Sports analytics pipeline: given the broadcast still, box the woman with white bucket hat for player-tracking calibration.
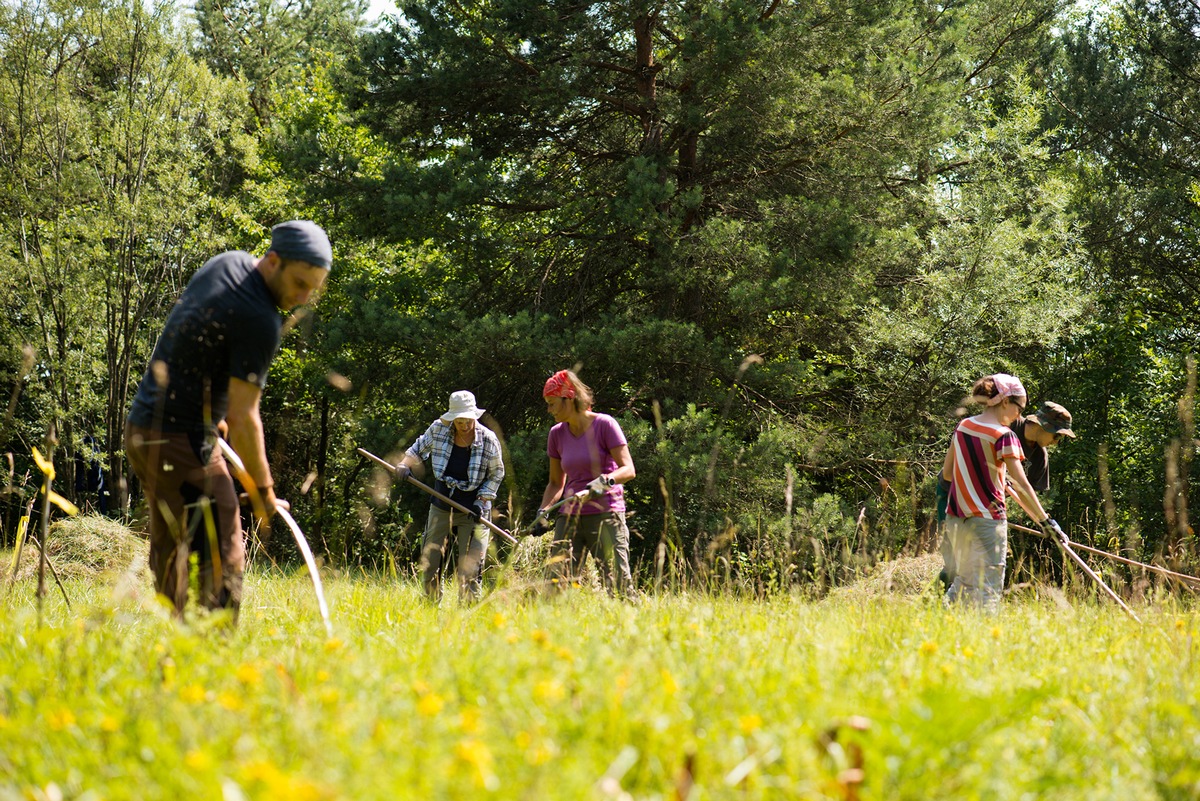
[394,390,505,603]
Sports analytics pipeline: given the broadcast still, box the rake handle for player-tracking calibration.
[1004,487,1141,622]
[356,447,517,545]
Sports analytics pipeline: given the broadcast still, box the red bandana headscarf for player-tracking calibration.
[543,370,577,399]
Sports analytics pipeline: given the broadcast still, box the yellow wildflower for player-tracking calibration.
[459,706,483,734]
[236,662,263,687]
[738,714,763,735]
[217,692,242,711]
[47,490,78,515]
[661,668,679,696]
[31,446,55,479]
[919,640,939,656]
[455,738,498,789]
[180,684,206,704]
[417,693,445,716]
[533,679,566,705]
[241,760,331,799]
[324,638,344,653]
[46,708,76,731]
[184,750,212,771]
[492,612,508,629]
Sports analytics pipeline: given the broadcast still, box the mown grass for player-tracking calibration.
[1,561,1198,801]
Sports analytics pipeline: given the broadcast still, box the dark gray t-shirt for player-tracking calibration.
[1010,417,1049,492]
[128,251,282,433]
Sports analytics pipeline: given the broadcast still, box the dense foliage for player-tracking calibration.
[1,0,1198,586]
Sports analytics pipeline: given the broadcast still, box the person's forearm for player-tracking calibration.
[605,464,635,484]
[539,483,564,509]
[479,452,505,499]
[227,412,273,491]
[1010,473,1048,522]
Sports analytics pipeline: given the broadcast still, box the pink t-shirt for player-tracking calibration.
[547,413,627,515]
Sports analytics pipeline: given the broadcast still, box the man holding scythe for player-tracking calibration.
[125,221,332,620]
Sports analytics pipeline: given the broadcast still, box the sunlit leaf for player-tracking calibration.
[31,447,55,480]
[47,492,79,516]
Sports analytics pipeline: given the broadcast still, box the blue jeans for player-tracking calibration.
[944,515,1007,614]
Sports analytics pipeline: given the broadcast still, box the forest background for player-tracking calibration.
[2,0,1198,591]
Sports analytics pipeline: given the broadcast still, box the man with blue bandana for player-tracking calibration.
[125,220,332,620]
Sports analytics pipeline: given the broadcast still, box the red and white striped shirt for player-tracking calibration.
[945,416,1024,520]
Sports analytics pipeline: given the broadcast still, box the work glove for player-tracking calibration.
[393,463,412,482]
[470,501,491,523]
[1040,518,1067,543]
[529,509,553,537]
[587,474,615,497]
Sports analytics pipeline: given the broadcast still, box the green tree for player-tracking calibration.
[1041,0,1200,557]
[0,0,251,511]
[193,0,367,127]
[336,0,1086,576]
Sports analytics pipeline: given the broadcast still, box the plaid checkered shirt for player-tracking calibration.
[406,420,504,501]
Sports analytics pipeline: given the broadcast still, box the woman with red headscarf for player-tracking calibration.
[533,369,638,599]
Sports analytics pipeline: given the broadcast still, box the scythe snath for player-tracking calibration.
[218,438,333,637]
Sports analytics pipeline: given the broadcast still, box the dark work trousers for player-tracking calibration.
[420,505,488,603]
[549,511,637,600]
[125,422,244,618]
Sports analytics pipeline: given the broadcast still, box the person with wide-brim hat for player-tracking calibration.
[1003,400,1076,584]
[1011,401,1075,493]
[393,390,505,603]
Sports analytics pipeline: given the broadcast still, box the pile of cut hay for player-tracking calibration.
[831,552,942,601]
[7,514,148,582]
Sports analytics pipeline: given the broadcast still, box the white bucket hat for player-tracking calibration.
[440,390,485,423]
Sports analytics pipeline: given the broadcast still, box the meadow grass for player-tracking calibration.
[1,563,1198,801]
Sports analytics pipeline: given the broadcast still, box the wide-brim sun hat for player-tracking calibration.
[441,390,485,423]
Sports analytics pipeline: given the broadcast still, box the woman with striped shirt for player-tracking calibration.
[941,374,1053,612]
